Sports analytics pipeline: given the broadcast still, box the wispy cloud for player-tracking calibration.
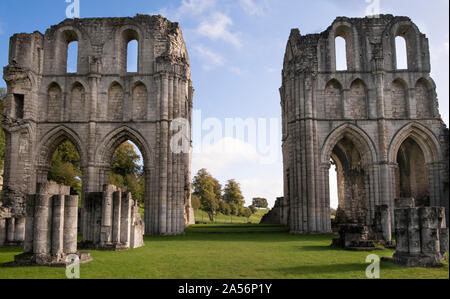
[239,0,265,16]
[193,44,224,70]
[197,12,242,48]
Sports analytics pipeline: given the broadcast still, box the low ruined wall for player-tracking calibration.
[82,185,144,250]
[18,181,79,265]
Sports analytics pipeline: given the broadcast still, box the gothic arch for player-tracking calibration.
[36,125,87,169]
[388,122,440,164]
[321,123,378,167]
[96,126,154,169]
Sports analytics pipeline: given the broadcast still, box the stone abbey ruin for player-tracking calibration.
[0,14,449,267]
[279,15,449,264]
[0,15,194,264]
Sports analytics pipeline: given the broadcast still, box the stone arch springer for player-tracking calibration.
[388,122,441,165]
[320,123,378,167]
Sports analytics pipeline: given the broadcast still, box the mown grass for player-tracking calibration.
[194,209,269,224]
[0,224,448,279]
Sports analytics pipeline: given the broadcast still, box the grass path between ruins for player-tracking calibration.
[0,224,448,279]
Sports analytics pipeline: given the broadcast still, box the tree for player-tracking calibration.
[252,197,269,209]
[243,207,252,220]
[111,142,142,177]
[223,179,245,207]
[218,200,231,216]
[193,169,221,221]
[47,140,82,197]
[249,205,257,214]
[109,141,145,207]
[191,194,202,210]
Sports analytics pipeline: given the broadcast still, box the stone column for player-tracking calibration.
[24,195,35,253]
[14,217,26,243]
[6,218,15,243]
[101,186,114,245]
[63,195,79,254]
[120,193,132,246]
[51,195,65,256]
[112,190,122,243]
[33,192,52,254]
[0,219,6,246]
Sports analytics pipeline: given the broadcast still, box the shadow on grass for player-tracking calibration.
[265,263,367,276]
[0,246,22,253]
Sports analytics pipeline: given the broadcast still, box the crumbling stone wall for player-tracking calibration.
[14,181,85,266]
[389,198,448,267]
[281,15,449,234]
[81,185,144,250]
[1,15,194,237]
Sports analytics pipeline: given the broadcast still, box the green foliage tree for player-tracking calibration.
[218,200,231,216]
[252,197,269,209]
[191,194,202,210]
[109,142,144,207]
[223,179,245,207]
[47,140,82,197]
[111,142,141,177]
[249,205,257,214]
[242,207,252,220]
[193,168,222,221]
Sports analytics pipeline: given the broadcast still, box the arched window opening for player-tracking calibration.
[329,159,339,221]
[67,41,78,73]
[47,140,82,200]
[395,138,429,207]
[335,36,348,71]
[127,40,138,73]
[109,140,145,215]
[395,36,408,70]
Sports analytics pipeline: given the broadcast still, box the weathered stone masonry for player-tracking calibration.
[1,15,195,237]
[281,15,449,234]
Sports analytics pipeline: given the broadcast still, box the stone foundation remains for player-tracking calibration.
[14,181,92,266]
[0,206,25,246]
[386,198,449,268]
[80,185,144,250]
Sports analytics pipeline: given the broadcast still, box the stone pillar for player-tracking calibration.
[51,195,65,257]
[6,218,15,243]
[24,195,35,253]
[391,198,448,267]
[0,218,6,246]
[101,186,114,245]
[120,193,132,246]
[14,217,26,243]
[112,190,122,244]
[63,195,78,254]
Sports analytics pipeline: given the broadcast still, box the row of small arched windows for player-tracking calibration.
[335,35,408,71]
[65,32,138,73]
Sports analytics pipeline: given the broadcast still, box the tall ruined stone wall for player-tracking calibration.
[281,15,449,234]
[2,15,194,236]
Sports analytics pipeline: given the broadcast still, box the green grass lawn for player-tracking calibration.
[0,224,448,279]
[194,209,269,224]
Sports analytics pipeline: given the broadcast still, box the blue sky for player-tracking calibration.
[0,0,448,208]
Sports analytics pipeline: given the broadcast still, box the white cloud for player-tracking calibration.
[192,44,224,70]
[193,137,260,170]
[197,12,242,48]
[228,66,244,75]
[192,137,283,207]
[240,0,265,16]
[178,0,216,18]
[156,0,215,21]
